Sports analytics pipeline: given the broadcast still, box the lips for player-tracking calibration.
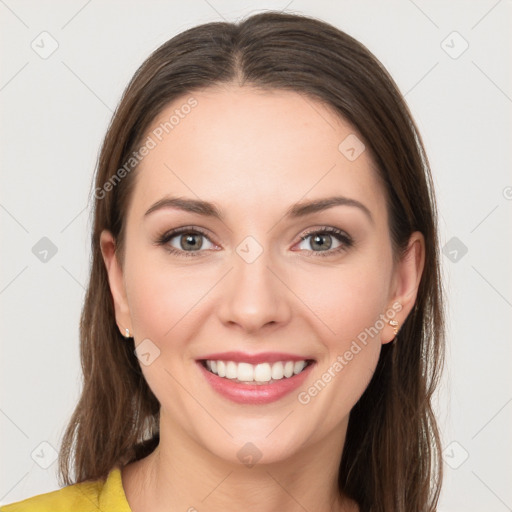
[196,351,316,404]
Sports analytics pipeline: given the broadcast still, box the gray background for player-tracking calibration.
[1,1,511,510]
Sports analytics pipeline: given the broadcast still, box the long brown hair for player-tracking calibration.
[58,11,445,511]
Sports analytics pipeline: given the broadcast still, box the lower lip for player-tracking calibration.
[197,361,315,405]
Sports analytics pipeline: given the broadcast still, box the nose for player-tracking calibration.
[217,250,292,334]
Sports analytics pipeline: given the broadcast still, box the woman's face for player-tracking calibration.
[102,85,423,465]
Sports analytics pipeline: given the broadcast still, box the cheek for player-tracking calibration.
[126,257,209,342]
[290,259,391,345]
[289,256,390,408]
[123,252,213,404]
[121,234,198,337]
[293,267,387,429]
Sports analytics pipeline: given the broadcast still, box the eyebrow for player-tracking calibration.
[144,195,373,224]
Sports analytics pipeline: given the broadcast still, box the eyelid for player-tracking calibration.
[298,226,351,240]
[158,225,213,241]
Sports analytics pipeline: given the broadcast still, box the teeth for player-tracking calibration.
[254,363,272,382]
[226,361,237,379]
[203,359,310,383]
[271,362,284,380]
[294,361,306,374]
[237,362,254,382]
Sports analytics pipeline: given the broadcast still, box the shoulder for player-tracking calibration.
[1,480,101,512]
[1,467,131,512]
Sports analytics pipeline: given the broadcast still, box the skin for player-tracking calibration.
[100,84,425,512]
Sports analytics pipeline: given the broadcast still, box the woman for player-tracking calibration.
[3,10,444,512]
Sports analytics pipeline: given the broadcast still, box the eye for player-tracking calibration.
[157,227,216,257]
[156,225,353,258]
[295,227,353,256]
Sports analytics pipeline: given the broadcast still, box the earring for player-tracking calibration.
[388,319,399,336]
[124,327,132,339]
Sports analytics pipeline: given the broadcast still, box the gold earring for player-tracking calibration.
[388,319,399,336]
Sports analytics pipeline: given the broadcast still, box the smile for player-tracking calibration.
[196,352,316,404]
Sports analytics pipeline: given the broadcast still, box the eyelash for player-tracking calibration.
[155,226,354,258]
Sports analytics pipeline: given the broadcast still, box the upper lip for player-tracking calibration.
[198,351,315,364]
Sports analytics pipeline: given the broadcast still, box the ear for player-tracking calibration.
[381,231,425,344]
[100,230,132,337]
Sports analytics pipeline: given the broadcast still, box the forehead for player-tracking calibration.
[131,85,387,223]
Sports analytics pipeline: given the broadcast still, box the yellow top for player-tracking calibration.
[0,466,131,512]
